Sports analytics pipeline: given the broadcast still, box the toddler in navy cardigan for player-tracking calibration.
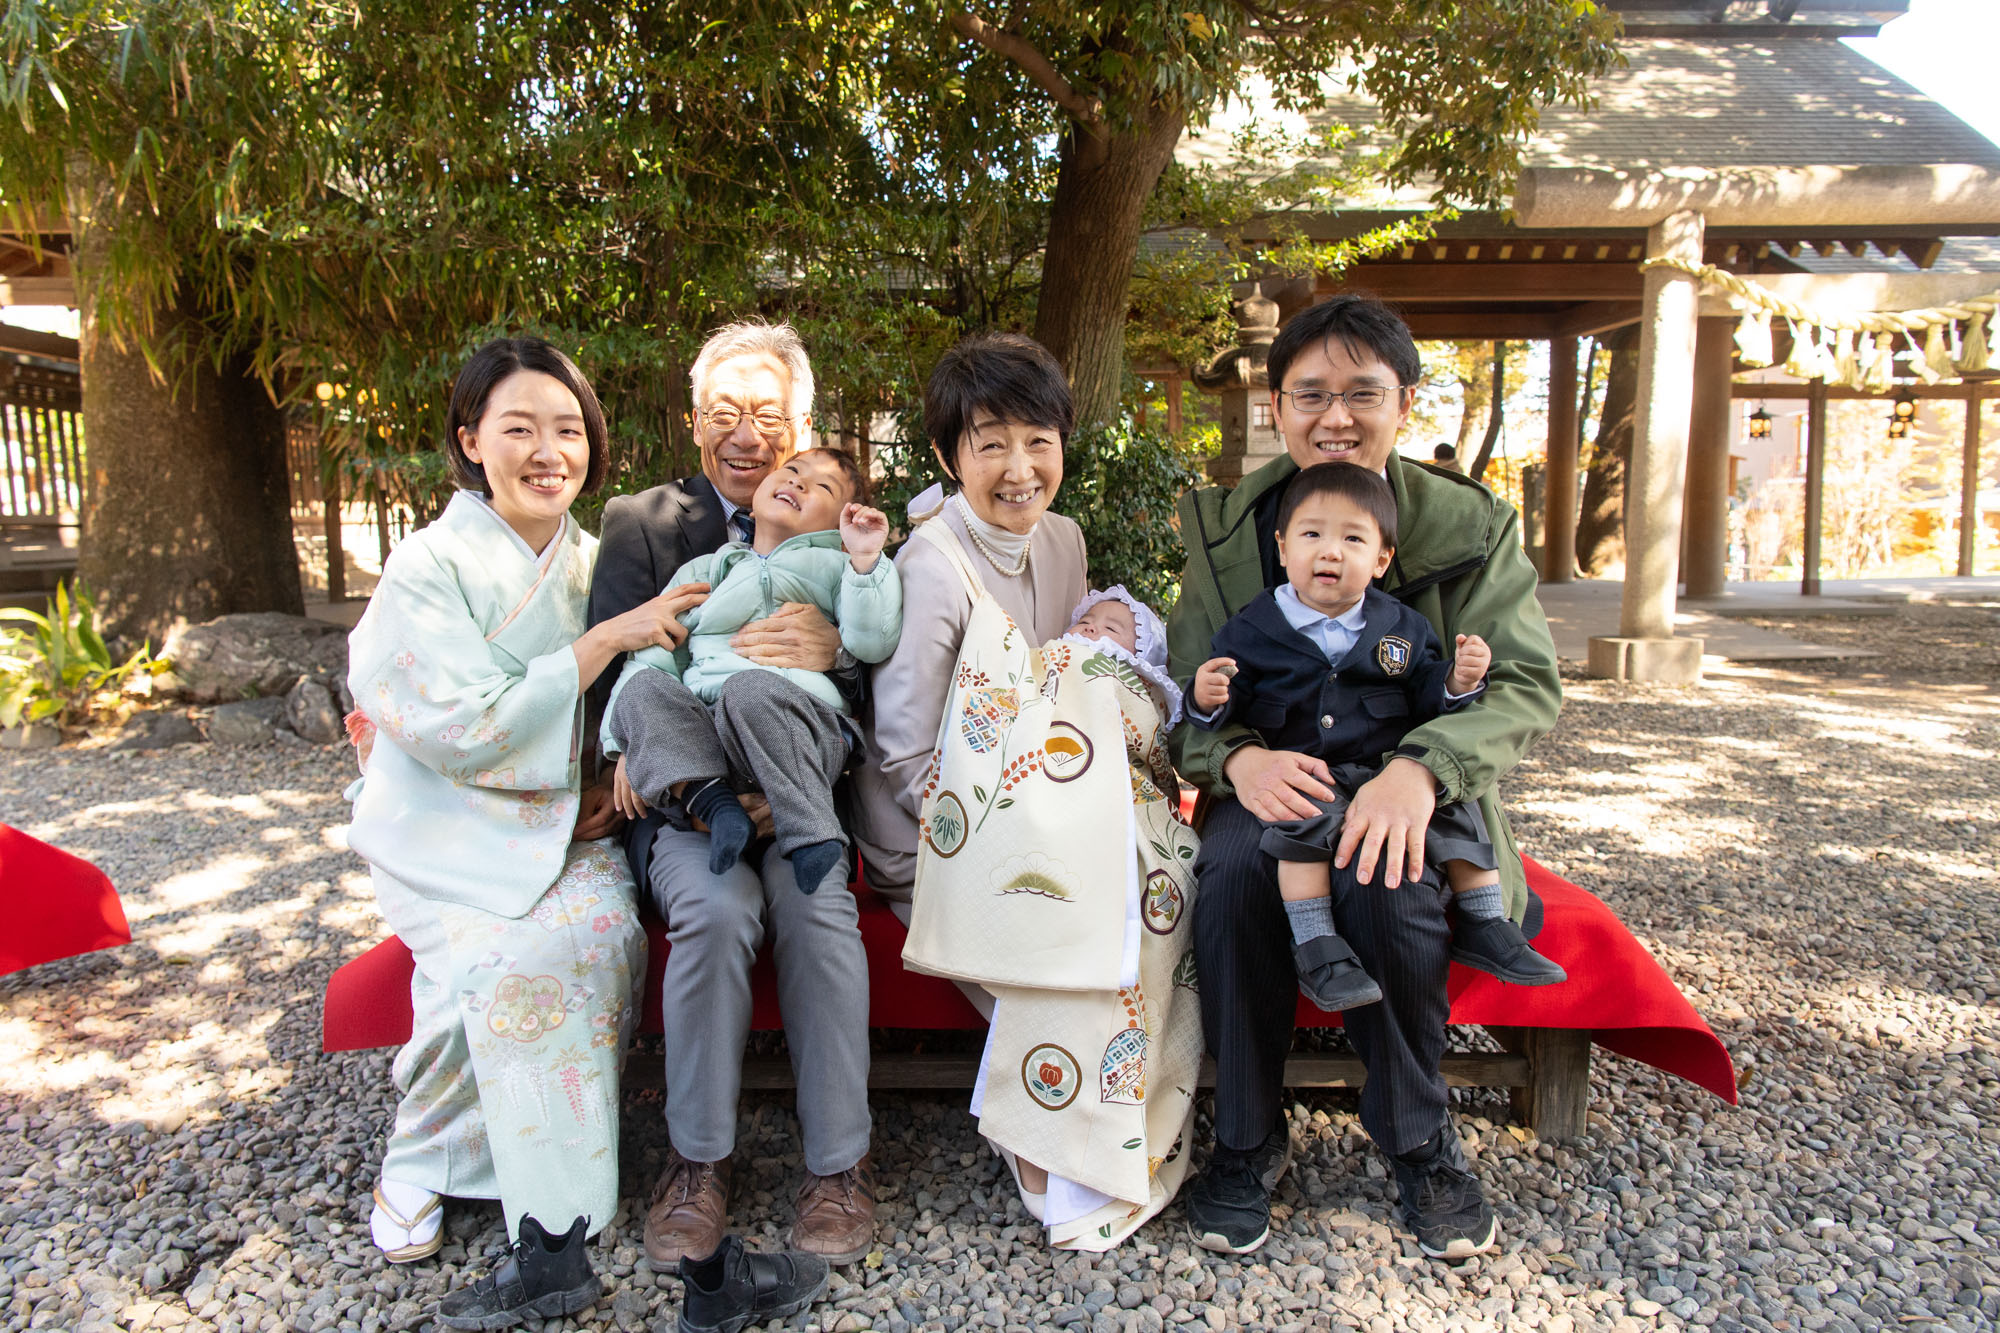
[1189,462,1565,1011]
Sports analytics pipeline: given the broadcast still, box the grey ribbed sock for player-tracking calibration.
[1283,895,1336,945]
[1456,883,1505,920]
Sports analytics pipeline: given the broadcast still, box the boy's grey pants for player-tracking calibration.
[611,669,852,857]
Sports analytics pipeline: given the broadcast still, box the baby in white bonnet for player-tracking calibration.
[1056,585,1184,729]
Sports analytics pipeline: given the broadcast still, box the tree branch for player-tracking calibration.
[949,12,1102,126]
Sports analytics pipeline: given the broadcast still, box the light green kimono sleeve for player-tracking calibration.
[349,537,580,791]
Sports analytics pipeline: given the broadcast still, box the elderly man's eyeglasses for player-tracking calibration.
[700,405,796,438]
[1278,385,1403,414]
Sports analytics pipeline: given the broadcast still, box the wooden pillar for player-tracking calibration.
[1543,336,1580,583]
[375,491,392,569]
[1962,389,1984,578]
[1491,1026,1593,1141]
[1166,376,1184,438]
[1803,377,1828,597]
[1589,209,1705,682]
[1683,317,1736,598]
[320,437,345,605]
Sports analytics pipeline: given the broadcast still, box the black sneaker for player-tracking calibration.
[1451,915,1568,987]
[1391,1131,1499,1260]
[435,1215,601,1330]
[1186,1125,1292,1254]
[1294,932,1385,1011]
[679,1234,829,1333]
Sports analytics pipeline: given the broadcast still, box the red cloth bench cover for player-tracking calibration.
[0,824,130,976]
[322,856,1736,1104]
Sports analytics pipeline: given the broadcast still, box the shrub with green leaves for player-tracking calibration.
[0,583,164,731]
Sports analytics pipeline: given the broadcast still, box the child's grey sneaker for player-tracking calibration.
[1293,931,1385,1011]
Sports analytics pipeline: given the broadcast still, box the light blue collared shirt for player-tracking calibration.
[1274,584,1370,664]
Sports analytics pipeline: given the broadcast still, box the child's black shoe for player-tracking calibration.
[1292,932,1383,1011]
[1450,915,1567,986]
[435,1215,600,1330]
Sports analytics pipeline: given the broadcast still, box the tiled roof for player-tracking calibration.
[1178,34,2000,194]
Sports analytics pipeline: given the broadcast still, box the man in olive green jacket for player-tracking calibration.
[1166,295,1562,1261]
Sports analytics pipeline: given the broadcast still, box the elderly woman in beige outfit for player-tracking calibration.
[853,334,1200,1249]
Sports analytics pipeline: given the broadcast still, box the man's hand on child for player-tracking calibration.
[733,602,840,670]
[1449,633,1491,695]
[611,755,650,821]
[1193,657,1238,712]
[841,503,890,572]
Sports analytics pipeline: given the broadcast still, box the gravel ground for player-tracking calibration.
[3,600,1997,1333]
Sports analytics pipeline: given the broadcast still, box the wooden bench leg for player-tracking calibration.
[1490,1026,1592,1141]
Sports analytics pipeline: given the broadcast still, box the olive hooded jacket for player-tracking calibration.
[1166,452,1562,923]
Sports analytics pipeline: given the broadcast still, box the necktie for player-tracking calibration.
[733,511,755,545]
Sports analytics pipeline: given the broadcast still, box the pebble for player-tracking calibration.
[2,603,1998,1332]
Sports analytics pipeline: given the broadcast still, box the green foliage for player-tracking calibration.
[1,0,1620,537]
[0,582,162,730]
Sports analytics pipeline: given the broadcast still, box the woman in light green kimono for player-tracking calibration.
[345,338,701,1329]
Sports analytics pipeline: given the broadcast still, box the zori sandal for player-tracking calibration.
[371,1184,444,1263]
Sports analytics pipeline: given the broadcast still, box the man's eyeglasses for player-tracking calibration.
[1278,385,1404,414]
[700,405,796,438]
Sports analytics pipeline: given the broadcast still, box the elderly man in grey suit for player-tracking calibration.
[587,321,875,1268]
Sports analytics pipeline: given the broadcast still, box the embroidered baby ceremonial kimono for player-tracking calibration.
[345,492,645,1239]
[902,523,1202,1250]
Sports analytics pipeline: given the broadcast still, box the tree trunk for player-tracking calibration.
[1576,327,1639,576]
[1469,341,1507,483]
[71,182,302,645]
[1033,104,1185,427]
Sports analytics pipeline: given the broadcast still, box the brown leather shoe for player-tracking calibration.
[643,1150,731,1266]
[790,1156,876,1265]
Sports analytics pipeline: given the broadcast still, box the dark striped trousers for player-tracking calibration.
[1191,795,1455,1158]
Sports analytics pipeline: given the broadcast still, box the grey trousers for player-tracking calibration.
[613,669,852,857]
[647,824,871,1175]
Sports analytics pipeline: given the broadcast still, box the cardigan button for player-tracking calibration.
[1319,713,1335,729]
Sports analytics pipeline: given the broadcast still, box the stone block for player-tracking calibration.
[0,721,61,749]
[284,679,344,744]
[208,697,287,745]
[110,711,204,751]
[163,613,349,703]
[1586,636,1705,684]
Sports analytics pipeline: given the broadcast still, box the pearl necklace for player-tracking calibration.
[954,495,1033,576]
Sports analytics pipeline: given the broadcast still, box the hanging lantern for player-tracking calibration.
[1886,392,1917,440]
[1748,405,1773,440]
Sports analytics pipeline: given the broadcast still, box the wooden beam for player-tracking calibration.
[1334,263,1641,302]
[1402,311,1558,340]
[1732,381,1987,400]
[1552,301,1643,340]
[1804,378,1828,597]
[0,326,78,361]
[0,275,74,305]
[1963,390,1984,578]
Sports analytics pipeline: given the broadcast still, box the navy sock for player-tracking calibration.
[790,838,844,896]
[685,780,753,874]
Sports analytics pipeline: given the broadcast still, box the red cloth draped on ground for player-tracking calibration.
[0,824,129,976]
[322,856,1736,1105]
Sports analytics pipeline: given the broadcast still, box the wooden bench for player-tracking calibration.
[323,856,1735,1140]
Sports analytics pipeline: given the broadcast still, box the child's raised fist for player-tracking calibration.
[841,503,890,570]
